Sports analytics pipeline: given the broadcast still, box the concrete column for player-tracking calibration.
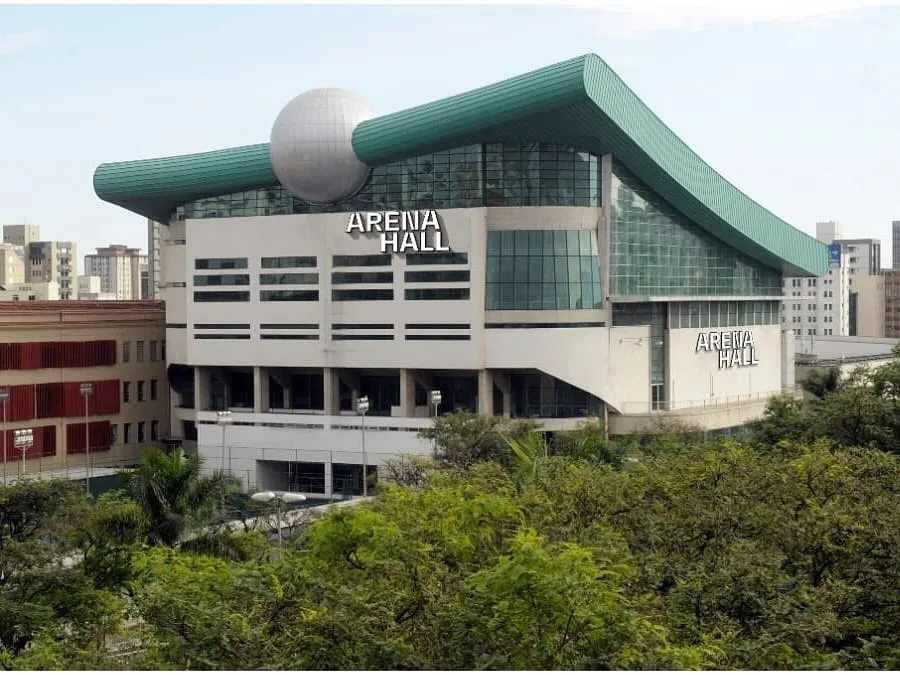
[323,368,340,415]
[253,367,270,413]
[324,458,334,499]
[399,369,416,417]
[194,366,209,410]
[477,370,494,415]
[494,372,513,417]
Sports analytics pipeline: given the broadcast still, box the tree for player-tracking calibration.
[801,366,843,399]
[122,447,238,547]
[418,412,540,471]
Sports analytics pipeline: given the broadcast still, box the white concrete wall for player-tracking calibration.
[667,325,783,410]
[196,410,433,491]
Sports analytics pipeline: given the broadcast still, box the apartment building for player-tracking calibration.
[84,244,149,300]
[25,240,78,299]
[147,220,163,300]
[0,301,168,477]
[2,224,40,246]
[893,221,900,270]
[0,243,25,285]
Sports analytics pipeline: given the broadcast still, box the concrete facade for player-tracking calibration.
[84,244,149,300]
[161,206,791,494]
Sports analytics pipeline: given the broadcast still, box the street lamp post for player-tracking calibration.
[80,383,94,494]
[216,410,233,474]
[429,389,442,458]
[14,428,33,479]
[250,490,306,551]
[0,387,9,487]
[357,396,369,497]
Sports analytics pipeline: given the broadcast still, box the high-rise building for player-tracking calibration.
[2,224,40,247]
[892,221,900,270]
[0,243,25,285]
[26,240,77,299]
[83,244,148,300]
[781,222,850,337]
[147,220,163,300]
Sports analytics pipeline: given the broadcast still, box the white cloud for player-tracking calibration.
[0,31,47,56]
[571,0,900,33]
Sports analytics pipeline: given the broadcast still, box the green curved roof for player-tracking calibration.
[94,53,826,276]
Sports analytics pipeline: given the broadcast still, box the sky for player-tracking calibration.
[0,1,898,267]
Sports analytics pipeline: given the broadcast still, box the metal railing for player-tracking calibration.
[617,388,798,415]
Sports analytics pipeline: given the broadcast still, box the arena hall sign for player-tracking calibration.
[695,330,760,369]
[346,210,451,254]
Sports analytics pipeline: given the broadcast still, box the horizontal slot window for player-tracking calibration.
[332,323,393,330]
[405,323,470,330]
[261,334,318,340]
[405,270,471,283]
[193,334,250,340]
[195,257,248,270]
[405,288,470,301]
[332,289,394,301]
[332,254,391,268]
[485,321,606,329]
[194,323,251,329]
[405,252,469,265]
[194,291,250,303]
[405,334,471,341]
[331,334,394,341]
[165,323,187,329]
[260,273,319,285]
[193,274,250,286]
[260,323,319,329]
[332,271,393,284]
[260,290,319,302]
[261,256,316,269]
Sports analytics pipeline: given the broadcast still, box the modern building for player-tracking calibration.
[93,54,828,495]
[0,281,60,301]
[0,301,168,478]
[26,240,78,299]
[2,224,40,247]
[84,244,149,300]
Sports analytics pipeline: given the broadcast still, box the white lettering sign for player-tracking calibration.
[346,210,451,254]
[695,330,760,369]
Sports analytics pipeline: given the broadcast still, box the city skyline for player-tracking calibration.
[0,2,898,261]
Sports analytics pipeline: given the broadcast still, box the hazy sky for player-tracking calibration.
[1,1,898,266]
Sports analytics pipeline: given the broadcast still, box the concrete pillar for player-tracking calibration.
[493,371,513,417]
[477,370,494,415]
[324,458,333,499]
[194,366,209,410]
[399,369,416,417]
[340,370,362,412]
[253,367,270,413]
[269,369,292,409]
[323,368,340,415]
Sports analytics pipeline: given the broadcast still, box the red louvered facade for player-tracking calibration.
[1,425,56,459]
[0,340,117,371]
[0,380,120,421]
[65,421,113,454]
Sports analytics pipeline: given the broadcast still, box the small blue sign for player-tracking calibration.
[827,243,842,267]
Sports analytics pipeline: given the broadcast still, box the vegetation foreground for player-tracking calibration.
[5,353,900,670]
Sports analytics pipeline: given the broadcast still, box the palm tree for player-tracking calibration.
[122,448,238,547]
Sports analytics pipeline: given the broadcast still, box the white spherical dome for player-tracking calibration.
[269,88,374,204]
